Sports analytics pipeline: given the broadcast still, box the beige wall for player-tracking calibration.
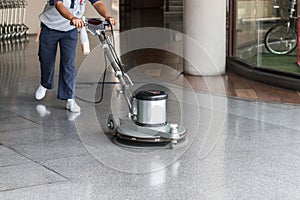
[25,0,118,34]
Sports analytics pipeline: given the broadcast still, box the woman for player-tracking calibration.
[35,0,116,112]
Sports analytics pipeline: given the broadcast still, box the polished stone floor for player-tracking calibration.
[1,35,300,200]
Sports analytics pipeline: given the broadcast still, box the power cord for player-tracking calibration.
[76,20,118,104]
[75,19,185,104]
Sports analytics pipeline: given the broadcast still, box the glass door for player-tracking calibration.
[229,0,300,75]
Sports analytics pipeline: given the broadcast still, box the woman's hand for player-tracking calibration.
[70,17,84,28]
[106,16,116,25]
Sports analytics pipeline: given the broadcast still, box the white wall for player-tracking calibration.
[25,0,45,34]
[25,0,118,34]
[183,0,226,76]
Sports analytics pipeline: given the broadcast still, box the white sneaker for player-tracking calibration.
[67,112,80,121]
[35,85,47,100]
[36,104,51,117]
[66,99,81,113]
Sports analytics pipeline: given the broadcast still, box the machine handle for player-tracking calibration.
[70,17,110,29]
[71,17,111,36]
[123,73,134,86]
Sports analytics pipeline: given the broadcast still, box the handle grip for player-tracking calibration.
[70,18,110,27]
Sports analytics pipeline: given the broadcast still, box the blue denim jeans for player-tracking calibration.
[38,23,78,100]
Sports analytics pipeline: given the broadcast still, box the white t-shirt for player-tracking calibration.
[39,0,98,31]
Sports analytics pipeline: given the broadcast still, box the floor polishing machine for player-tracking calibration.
[84,18,187,148]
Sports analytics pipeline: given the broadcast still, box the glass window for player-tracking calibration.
[233,0,300,75]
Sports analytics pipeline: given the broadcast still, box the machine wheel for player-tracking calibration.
[169,139,178,149]
[107,114,120,135]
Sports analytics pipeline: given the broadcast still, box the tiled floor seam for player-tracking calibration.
[2,145,72,181]
[0,180,69,193]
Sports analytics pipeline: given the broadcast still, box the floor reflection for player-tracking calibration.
[0,38,29,96]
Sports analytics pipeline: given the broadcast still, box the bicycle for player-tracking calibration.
[264,0,297,55]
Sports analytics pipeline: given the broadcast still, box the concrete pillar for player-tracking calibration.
[183,0,226,75]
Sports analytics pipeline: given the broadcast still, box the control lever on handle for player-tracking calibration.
[71,18,111,36]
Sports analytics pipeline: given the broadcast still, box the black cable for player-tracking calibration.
[76,41,111,104]
[95,65,107,104]
[76,64,109,104]
[75,19,186,105]
[101,30,125,75]
[103,21,125,74]
[75,19,114,104]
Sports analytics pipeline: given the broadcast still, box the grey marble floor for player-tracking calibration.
[1,36,300,200]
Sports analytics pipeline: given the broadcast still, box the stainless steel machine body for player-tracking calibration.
[86,18,187,148]
[134,90,167,126]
